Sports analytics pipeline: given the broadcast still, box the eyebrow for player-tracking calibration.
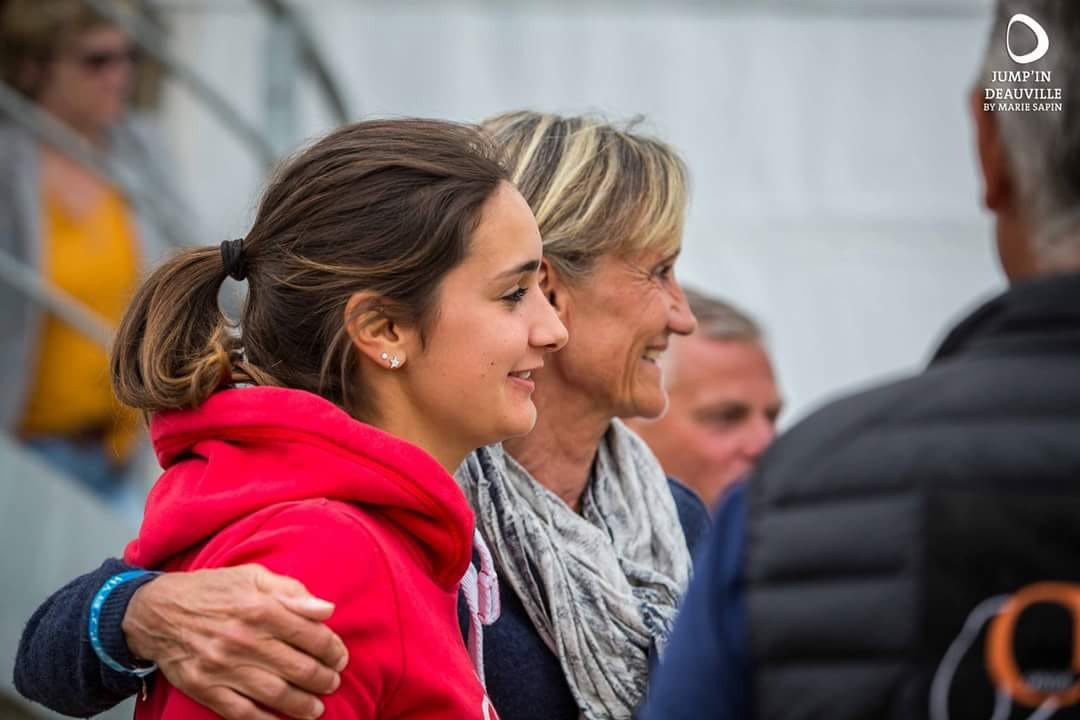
[495,259,541,280]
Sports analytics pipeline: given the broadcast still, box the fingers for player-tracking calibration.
[260,637,343,695]
[159,628,334,719]
[256,602,349,680]
[197,686,288,720]
[278,593,336,621]
[250,565,333,611]
[132,564,347,718]
[226,666,327,720]
[246,566,348,673]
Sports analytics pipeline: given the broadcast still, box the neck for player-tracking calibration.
[41,104,108,148]
[379,418,467,476]
[997,209,1080,282]
[366,394,468,476]
[73,123,106,148]
[502,364,611,513]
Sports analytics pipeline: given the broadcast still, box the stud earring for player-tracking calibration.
[380,352,401,369]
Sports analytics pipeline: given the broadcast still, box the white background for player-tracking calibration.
[156,0,1003,424]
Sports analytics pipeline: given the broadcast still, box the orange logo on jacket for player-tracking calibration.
[986,582,1080,708]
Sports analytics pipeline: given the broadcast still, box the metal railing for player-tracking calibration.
[254,0,352,124]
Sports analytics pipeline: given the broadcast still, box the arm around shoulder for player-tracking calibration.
[15,557,153,716]
[171,501,406,719]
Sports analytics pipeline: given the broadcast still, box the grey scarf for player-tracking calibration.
[456,420,692,720]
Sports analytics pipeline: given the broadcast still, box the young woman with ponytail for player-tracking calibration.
[106,118,566,719]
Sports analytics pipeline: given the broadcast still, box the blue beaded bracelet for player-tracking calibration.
[88,571,160,677]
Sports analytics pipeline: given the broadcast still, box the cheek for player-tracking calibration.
[558,331,604,378]
[431,311,522,382]
[692,425,741,461]
[632,291,671,337]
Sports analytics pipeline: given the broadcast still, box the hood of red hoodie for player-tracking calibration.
[125,387,473,589]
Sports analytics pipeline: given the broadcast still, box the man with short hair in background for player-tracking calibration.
[628,289,782,508]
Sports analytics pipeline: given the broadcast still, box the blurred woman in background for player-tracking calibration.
[0,0,174,507]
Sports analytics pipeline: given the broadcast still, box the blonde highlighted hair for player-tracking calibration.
[481,111,689,283]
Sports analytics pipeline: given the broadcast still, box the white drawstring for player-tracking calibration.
[460,528,501,685]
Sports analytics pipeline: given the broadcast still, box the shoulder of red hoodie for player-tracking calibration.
[136,499,495,720]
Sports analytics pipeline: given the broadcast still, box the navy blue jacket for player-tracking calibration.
[15,478,709,719]
[640,482,749,720]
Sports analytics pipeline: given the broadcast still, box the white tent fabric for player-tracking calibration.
[161,1,1004,422]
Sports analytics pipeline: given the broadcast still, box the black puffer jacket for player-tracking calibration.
[745,271,1080,720]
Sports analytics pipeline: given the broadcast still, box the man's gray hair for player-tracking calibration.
[683,287,761,343]
[980,1,1080,269]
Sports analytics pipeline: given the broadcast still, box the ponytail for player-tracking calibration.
[111,119,507,421]
[110,246,237,412]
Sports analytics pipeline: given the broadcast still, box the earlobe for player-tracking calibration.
[344,292,409,370]
[379,352,404,370]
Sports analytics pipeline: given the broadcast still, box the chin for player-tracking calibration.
[495,405,538,441]
[627,391,668,421]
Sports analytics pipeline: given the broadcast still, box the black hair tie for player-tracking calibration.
[220,238,248,281]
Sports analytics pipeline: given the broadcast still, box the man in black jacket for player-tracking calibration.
[643,1,1080,719]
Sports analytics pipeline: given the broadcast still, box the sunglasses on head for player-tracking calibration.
[76,47,139,72]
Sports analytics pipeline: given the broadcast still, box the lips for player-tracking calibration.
[508,370,532,380]
[641,346,667,364]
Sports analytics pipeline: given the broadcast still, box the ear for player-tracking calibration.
[538,257,570,320]
[971,87,1014,213]
[343,291,413,370]
[17,58,47,100]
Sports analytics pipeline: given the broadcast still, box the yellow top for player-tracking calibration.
[19,186,141,462]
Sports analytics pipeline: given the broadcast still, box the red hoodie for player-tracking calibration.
[125,387,498,719]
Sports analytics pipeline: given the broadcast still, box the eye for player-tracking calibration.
[502,287,528,304]
[654,263,675,280]
[698,406,748,428]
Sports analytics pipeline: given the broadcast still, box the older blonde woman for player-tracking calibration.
[456,111,705,720]
[15,113,708,720]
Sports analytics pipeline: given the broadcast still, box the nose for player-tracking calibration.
[667,279,697,337]
[742,414,776,461]
[531,292,569,353]
[104,60,133,88]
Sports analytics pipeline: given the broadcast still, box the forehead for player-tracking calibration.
[622,237,680,265]
[670,335,777,396]
[70,25,130,50]
[454,183,541,276]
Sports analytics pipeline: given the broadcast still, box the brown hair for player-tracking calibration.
[481,111,689,284]
[111,118,508,421]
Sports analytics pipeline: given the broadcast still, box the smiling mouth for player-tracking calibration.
[641,348,666,364]
[509,370,532,380]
